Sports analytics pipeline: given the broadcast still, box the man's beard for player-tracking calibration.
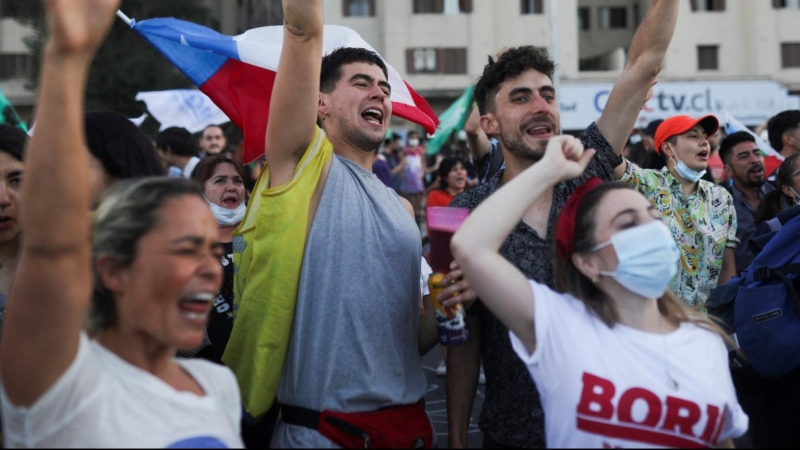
[738,163,766,187]
[335,115,384,153]
[498,130,548,163]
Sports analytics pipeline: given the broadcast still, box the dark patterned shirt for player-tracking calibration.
[450,123,622,448]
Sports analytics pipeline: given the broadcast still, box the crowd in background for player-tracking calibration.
[2,0,800,449]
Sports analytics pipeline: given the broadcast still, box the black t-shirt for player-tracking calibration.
[195,241,235,364]
[450,122,622,447]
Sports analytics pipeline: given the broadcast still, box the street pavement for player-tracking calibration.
[422,345,485,448]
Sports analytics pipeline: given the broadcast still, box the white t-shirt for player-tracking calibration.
[1,333,244,448]
[509,281,748,449]
[420,257,433,297]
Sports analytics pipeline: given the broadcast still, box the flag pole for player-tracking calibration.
[116,10,133,26]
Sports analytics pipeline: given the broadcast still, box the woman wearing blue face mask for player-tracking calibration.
[189,155,247,363]
[447,136,747,448]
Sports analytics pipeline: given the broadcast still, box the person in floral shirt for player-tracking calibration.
[617,115,738,307]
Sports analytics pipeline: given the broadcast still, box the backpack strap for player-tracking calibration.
[754,263,800,317]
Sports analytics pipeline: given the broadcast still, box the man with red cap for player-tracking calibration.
[616,114,738,308]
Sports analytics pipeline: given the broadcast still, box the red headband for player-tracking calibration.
[555,177,603,259]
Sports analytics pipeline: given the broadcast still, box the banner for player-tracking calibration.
[558,80,800,131]
[427,85,475,155]
[0,84,27,132]
[135,90,229,133]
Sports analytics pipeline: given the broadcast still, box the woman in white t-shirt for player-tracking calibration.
[0,2,242,448]
[446,136,747,448]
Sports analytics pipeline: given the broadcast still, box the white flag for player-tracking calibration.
[135,89,230,133]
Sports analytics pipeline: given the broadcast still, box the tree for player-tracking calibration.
[10,0,212,130]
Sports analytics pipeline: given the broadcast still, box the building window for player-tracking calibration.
[690,0,726,12]
[578,7,590,30]
[782,43,800,68]
[413,0,472,14]
[0,54,31,80]
[697,45,719,70]
[521,0,544,14]
[406,48,467,74]
[599,7,627,29]
[343,0,375,17]
[773,0,800,8]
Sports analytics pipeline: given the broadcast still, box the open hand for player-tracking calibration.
[44,0,121,57]
[541,135,595,183]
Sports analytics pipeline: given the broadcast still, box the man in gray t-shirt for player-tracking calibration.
[240,1,439,448]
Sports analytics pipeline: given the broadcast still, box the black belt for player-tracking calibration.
[281,404,322,430]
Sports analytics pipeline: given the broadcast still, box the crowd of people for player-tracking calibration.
[1,0,800,448]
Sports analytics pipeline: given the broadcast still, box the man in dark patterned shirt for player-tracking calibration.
[442,1,681,447]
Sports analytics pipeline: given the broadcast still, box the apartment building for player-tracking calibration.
[0,0,35,120]
[3,0,800,129]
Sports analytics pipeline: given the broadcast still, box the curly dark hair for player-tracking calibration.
[474,46,556,116]
[320,47,388,93]
[767,110,800,152]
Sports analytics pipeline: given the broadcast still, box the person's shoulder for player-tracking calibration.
[677,319,728,351]
[579,121,610,149]
[451,183,493,210]
[704,182,734,203]
[178,358,238,393]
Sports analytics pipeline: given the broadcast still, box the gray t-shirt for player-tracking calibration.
[272,155,426,448]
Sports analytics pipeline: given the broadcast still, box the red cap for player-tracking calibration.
[654,115,719,154]
[556,177,603,259]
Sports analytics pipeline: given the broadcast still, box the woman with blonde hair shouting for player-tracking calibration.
[0,1,243,447]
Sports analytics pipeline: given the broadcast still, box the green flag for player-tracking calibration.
[0,83,28,132]
[426,84,475,155]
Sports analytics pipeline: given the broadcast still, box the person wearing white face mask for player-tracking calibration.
[187,155,247,363]
[615,115,738,308]
[447,136,747,448]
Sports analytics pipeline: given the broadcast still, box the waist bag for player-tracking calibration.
[707,208,800,378]
[281,399,433,449]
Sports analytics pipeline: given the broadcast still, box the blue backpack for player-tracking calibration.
[707,205,800,379]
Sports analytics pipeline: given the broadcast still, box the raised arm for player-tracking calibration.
[597,0,680,178]
[464,106,490,162]
[449,137,594,353]
[0,0,119,406]
[264,0,324,187]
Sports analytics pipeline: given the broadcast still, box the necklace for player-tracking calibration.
[662,319,679,391]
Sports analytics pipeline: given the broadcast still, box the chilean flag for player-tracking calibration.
[125,15,439,164]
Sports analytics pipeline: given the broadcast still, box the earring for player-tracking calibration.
[321,111,328,121]
[591,275,600,284]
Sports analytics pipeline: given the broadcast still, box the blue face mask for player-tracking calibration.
[591,220,680,299]
[667,144,706,183]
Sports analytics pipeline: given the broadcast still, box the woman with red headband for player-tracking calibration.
[447,136,747,448]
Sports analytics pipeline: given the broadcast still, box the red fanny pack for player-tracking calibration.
[281,400,433,449]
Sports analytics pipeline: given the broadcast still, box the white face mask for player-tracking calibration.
[591,220,680,299]
[667,144,706,183]
[207,198,246,226]
[408,139,419,147]
[790,187,800,206]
